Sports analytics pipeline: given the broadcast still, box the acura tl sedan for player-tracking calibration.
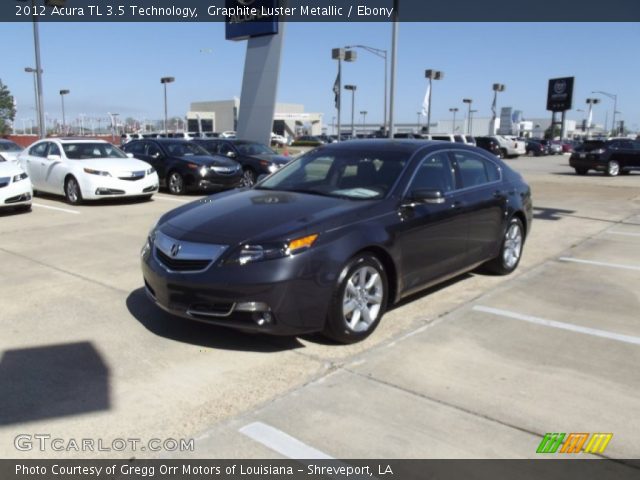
[18,139,159,204]
[142,140,532,343]
[0,156,32,212]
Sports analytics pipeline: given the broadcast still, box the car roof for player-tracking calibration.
[317,139,448,154]
[46,138,111,144]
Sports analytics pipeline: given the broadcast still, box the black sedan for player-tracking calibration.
[570,139,640,176]
[123,139,243,194]
[141,140,532,343]
[193,139,290,186]
[475,136,502,158]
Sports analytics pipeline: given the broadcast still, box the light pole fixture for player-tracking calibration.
[424,69,444,134]
[160,76,175,134]
[490,83,506,134]
[332,48,357,141]
[449,108,459,133]
[345,85,357,138]
[463,98,473,135]
[346,44,388,135]
[585,98,601,138]
[360,110,368,132]
[59,89,70,135]
[592,90,617,135]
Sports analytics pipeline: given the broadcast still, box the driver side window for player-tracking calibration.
[47,143,61,157]
[29,142,49,158]
[408,152,456,195]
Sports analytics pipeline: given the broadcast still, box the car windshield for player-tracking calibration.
[575,140,607,152]
[164,142,209,157]
[62,143,127,159]
[236,142,276,156]
[0,141,21,152]
[257,148,408,200]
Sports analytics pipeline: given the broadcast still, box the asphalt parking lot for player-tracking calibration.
[1,154,639,459]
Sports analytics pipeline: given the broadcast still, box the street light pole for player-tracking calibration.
[463,98,473,135]
[424,69,444,134]
[388,1,399,138]
[360,110,368,133]
[24,67,43,135]
[592,90,617,136]
[345,85,357,138]
[585,98,600,139]
[416,112,422,132]
[160,76,175,135]
[59,89,69,135]
[345,44,388,135]
[332,48,356,142]
[490,83,506,135]
[449,108,459,133]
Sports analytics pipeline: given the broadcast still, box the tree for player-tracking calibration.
[0,80,16,135]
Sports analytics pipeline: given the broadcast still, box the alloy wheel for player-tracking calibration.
[342,266,384,333]
[503,223,523,269]
[168,172,184,194]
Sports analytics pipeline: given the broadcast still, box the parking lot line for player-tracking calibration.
[607,231,640,238]
[558,257,640,272]
[473,306,640,346]
[152,195,191,204]
[32,203,80,215]
[239,422,333,459]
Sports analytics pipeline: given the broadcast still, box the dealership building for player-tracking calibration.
[187,99,323,138]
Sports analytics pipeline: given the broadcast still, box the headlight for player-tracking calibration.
[146,167,155,175]
[84,168,111,176]
[141,226,158,258]
[225,234,318,265]
[199,166,208,177]
[12,172,28,182]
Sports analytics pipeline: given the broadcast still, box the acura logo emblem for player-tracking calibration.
[170,243,181,257]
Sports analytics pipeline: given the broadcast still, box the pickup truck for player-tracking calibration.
[488,135,526,158]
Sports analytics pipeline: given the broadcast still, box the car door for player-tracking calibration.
[452,150,507,265]
[395,150,469,293]
[22,141,49,189]
[632,141,640,168]
[42,142,67,195]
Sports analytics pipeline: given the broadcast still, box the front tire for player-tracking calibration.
[64,176,83,205]
[167,171,185,195]
[606,160,620,177]
[323,254,388,344]
[242,168,256,187]
[485,217,524,275]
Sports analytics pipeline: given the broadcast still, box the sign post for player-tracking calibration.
[226,0,283,146]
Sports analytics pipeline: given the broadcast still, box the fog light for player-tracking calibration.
[253,311,273,327]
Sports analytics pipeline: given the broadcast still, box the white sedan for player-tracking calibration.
[0,157,32,212]
[18,139,159,205]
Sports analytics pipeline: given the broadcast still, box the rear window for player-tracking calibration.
[576,141,606,152]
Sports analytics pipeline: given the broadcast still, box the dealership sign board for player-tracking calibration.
[547,77,574,112]
[225,0,279,41]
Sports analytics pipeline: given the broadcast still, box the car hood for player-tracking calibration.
[0,161,26,177]
[176,155,234,166]
[159,188,376,245]
[250,153,290,165]
[77,158,152,174]
[0,151,21,162]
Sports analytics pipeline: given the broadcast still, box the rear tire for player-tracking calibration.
[323,254,388,344]
[484,217,524,275]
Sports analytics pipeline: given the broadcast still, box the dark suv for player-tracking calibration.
[474,136,502,158]
[570,139,640,176]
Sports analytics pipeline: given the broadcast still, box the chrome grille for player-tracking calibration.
[153,231,228,274]
[118,170,145,181]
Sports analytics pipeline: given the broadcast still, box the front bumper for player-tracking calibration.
[141,242,333,336]
[81,172,159,200]
[0,180,32,208]
[193,173,243,192]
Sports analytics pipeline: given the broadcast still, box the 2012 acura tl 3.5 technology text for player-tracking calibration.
[141,140,533,343]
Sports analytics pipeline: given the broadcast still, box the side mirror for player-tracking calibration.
[151,152,162,160]
[47,154,61,162]
[226,151,237,159]
[126,153,134,158]
[404,189,446,207]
